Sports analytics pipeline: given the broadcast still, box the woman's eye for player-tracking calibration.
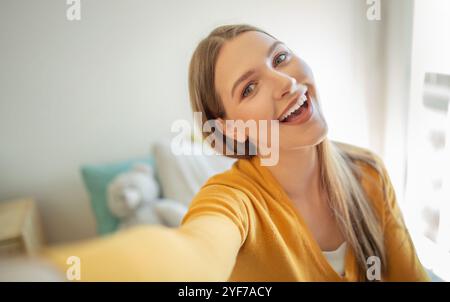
[274,52,289,66]
[241,82,256,98]
[240,52,290,100]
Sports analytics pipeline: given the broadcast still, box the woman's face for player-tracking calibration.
[214,31,328,153]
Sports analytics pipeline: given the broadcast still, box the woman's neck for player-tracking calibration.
[263,145,322,203]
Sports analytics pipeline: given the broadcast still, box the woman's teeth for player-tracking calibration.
[280,94,307,122]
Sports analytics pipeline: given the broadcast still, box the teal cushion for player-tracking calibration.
[80,156,155,235]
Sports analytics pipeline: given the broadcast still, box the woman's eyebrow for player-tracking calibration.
[231,40,285,98]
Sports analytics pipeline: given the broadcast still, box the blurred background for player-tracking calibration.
[0,0,449,280]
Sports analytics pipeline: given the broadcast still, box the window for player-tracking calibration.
[403,0,450,281]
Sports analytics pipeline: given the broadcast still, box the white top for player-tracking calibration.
[322,242,347,276]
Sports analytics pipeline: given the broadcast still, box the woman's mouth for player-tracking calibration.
[278,90,313,125]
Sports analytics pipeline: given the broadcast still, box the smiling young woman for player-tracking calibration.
[41,24,430,282]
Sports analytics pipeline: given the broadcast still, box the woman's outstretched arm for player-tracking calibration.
[41,214,242,281]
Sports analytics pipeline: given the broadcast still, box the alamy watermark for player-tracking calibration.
[66,0,81,21]
[366,0,381,21]
[66,256,81,281]
[171,112,280,166]
[366,256,381,281]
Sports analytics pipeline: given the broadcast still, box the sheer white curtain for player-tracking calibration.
[385,0,450,281]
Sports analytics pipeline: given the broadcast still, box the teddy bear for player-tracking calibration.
[107,163,188,230]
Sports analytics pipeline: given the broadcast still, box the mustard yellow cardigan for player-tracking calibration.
[42,146,430,281]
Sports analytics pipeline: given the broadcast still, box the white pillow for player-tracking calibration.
[154,200,188,228]
[153,136,237,207]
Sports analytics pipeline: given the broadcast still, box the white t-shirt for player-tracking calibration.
[322,242,347,276]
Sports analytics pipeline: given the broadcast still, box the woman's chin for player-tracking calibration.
[280,122,328,151]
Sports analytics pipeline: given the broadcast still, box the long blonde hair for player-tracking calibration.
[188,24,386,280]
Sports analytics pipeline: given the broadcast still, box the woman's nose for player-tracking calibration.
[272,74,297,100]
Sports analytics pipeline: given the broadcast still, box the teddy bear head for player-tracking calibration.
[107,163,160,218]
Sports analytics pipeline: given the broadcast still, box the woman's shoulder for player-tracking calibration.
[333,141,394,212]
[333,141,386,178]
[333,140,379,160]
[333,141,393,203]
[184,160,255,241]
[191,157,269,214]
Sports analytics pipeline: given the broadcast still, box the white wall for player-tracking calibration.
[0,0,388,243]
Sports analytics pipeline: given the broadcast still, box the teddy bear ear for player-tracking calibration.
[132,163,153,175]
